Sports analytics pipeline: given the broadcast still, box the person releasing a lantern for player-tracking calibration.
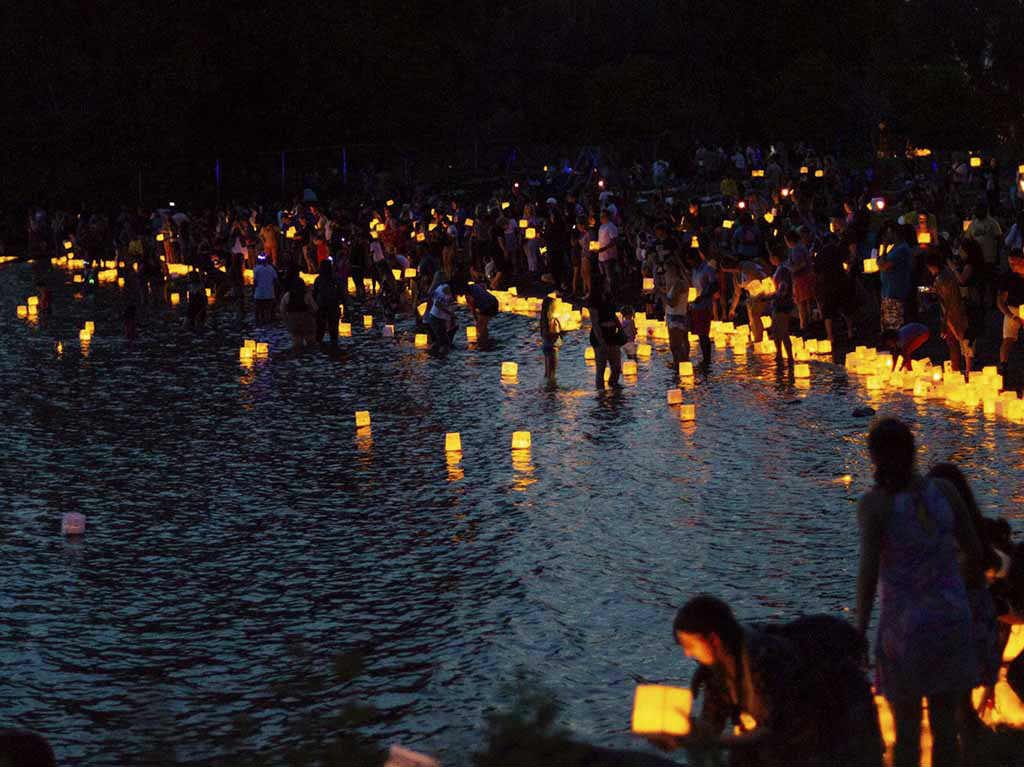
[878,322,929,372]
[461,280,499,348]
[649,596,882,766]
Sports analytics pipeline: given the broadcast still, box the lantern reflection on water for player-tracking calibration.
[415,333,429,348]
[501,361,518,379]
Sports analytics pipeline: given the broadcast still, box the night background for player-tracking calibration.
[7,0,1024,207]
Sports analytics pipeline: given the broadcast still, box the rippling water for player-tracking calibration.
[2,263,1022,765]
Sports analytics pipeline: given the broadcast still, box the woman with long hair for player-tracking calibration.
[857,419,982,767]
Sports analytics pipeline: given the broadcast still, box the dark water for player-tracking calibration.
[2,264,1022,765]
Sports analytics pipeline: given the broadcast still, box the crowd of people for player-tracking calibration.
[19,142,1024,395]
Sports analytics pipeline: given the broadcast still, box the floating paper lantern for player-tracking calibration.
[511,431,531,450]
[667,388,683,405]
[643,277,654,291]
[256,342,268,356]
[584,347,595,362]
[61,512,86,536]
[679,404,696,421]
[814,169,824,178]
[525,228,537,240]
[16,305,27,318]
[464,218,474,227]
[170,293,181,306]
[445,432,462,452]
[79,329,92,342]
[799,165,809,174]
[794,363,810,378]
[631,685,692,737]
[637,343,652,359]
[339,322,352,336]
[622,360,638,376]
[363,315,374,329]
[817,339,831,354]
[415,333,429,348]
[863,258,879,274]
[501,361,518,378]
[354,411,371,428]
[466,326,477,342]
[970,156,982,168]
[679,361,694,377]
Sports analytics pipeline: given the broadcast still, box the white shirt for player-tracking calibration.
[597,221,618,262]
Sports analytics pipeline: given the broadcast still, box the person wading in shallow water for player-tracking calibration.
[857,418,982,767]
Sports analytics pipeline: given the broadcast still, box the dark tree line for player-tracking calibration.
[5,0,1023,204]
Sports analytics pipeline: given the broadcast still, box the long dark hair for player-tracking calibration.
[673,595,743,663]
[868,418,915,493]
[927,462,997,568]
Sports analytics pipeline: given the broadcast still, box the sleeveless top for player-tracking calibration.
[875,479,975,698]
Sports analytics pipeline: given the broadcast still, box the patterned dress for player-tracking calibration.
[876,479,976,700]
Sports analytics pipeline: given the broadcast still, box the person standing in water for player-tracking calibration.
[279,273,318,349]
[539,296,562,389]
[464,280,499,347]
[313,259,342,347]
[588,287,624,389]
[856,418,981,767]
[767,244,794,366]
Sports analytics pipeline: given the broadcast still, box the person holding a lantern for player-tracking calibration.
[650,595,882,766]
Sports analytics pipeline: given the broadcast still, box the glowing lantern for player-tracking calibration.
[170,293,181,306]
[970,157,982,168]
[156,233,165,242]
[814,169,824,178]
[679,361,694,377]
[363,315,374,329]
[914,148,932,157]
[643,277,655,291]
[690,236,700,248]
[751,169,764,178]
[16,305,27,318]
[386,199,395,206]
[84,321,95,334]
[584,347,595,362]
[79,329,91,342]
[622,360,638,376]
[354,411,371,428]
[688,287,698,302]
[27,296,39,308]
[511,431,531,450]
[722,219,734,229]
[415,333,429,348]
[963,220,971,232]
[63,239,73,250]
[781,187,791,197]
[762,315,772,329]
[863,258,879,274]
[799,166,809,174]
[525,228,537,240]
[679,404,696,421]
[392,269,403,280]
[667,388,683,405]
[339,322,352,336]
[244,339,256,351]
[465,326,477,342]
[518,219,529,229]
[256,342,268,356]
[631,685,692,737]
[445,432,462,452]
[870,197,886,212]
[239,346,253,362]
[465,218,475,227]
[764,212,774,224]
[428,223,437,232]
[794,363,810,378]
[501,361,518,378]
[817,340,831,354]
[917,231,932,245]
[500,201,510,210]
[637,343,652,359]
[589,240,600,252]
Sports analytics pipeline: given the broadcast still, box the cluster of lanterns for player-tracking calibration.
[238,338,269,363]
[15,295,39,320]
[845,347,1024,422]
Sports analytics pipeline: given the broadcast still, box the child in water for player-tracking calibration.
[620,305,638,359]
[540,296,562,388]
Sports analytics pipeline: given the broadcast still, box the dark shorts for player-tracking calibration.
[689,307,712,337]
